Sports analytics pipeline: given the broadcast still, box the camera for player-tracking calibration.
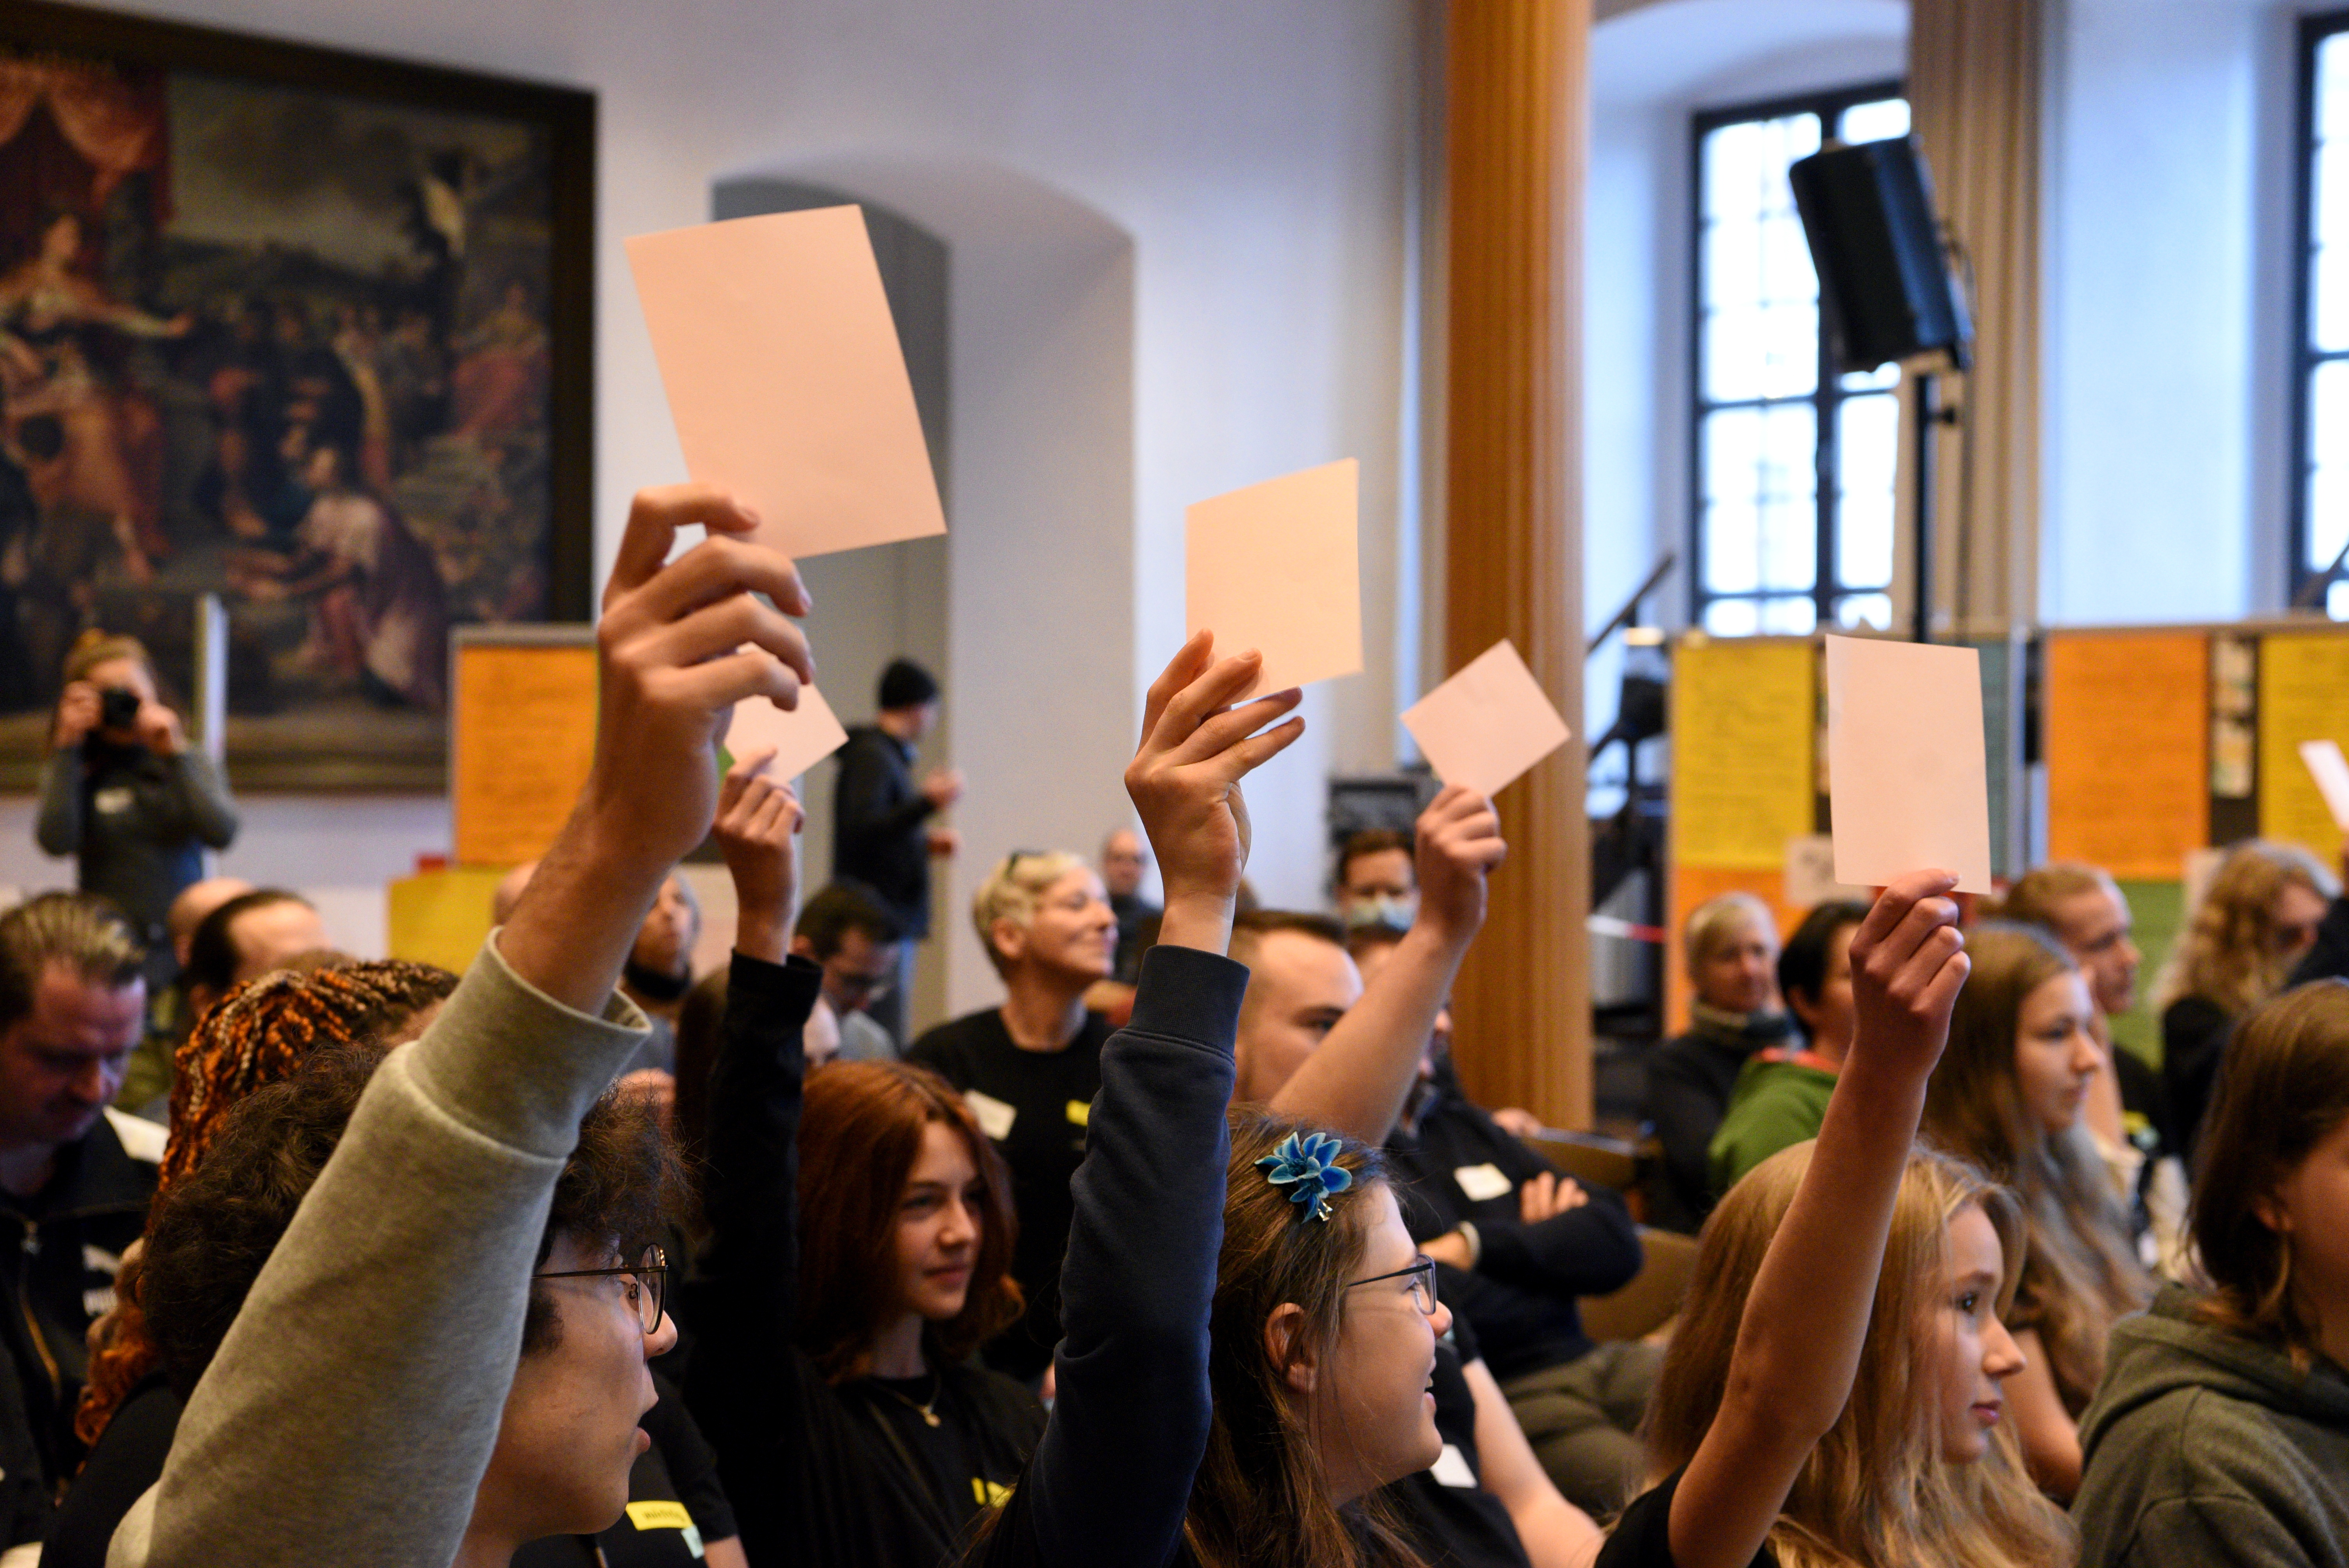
[99,687,141,732]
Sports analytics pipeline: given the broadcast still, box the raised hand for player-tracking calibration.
[921,768,964,809]
[1413,784,1507,949]
[582,484,813,880]
[713,748,803,964]
[1845,870,1969,1087]
[501,484,812,1016]
[1124,630,1303,954]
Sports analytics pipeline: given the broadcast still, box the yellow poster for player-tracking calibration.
[2044,632,2209,880]
[2258,629,2349,856]
[1670,638,1815,871]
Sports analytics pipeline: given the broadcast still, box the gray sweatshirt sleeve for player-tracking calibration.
[162,751,238,850]
[108,935,649,1568]
[33,750,78,856]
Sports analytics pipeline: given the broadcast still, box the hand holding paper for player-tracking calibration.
[1185,459,1363,700]
[1401,639,1571,798]
[1824,635,1993,894]
[627,206,945,559]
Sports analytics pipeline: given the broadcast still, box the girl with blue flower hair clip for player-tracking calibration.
[959,633,1465,1568]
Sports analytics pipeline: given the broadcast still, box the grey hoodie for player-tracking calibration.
[2074,1284,2349,1568]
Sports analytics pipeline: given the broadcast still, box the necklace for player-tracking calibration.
[875,1371,943,1427]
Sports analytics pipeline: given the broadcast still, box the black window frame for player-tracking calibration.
[1689,77,1907,635]
[2293,10,2349,612]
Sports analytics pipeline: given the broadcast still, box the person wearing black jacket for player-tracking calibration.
[683,750,1042,1568]
[832,657,961,1046]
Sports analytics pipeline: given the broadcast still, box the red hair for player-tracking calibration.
[795,1061,1023,1381]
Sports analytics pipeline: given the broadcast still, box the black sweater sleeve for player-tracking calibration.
[679,951,822,1564]
[1473,1180,1645,1300]
[1643,1049,1720,1233]
[987,943,1248,1568]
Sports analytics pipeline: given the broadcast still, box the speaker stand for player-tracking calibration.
[1910,367,1962,644]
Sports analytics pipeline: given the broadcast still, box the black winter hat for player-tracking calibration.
[878,658,940,711]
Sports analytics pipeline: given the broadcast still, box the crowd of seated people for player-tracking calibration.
[3,482,2345,1568]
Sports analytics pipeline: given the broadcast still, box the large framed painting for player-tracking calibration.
[0,0,592,789]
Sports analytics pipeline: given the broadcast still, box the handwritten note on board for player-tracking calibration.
[2260,631,2349,855]
[1670,639,1814,871]
[1824,636,1992,893]
[1185,459,1363,700]
[626,206,946,559]
[2044,632,2209,880]
[1401,640,1571,798]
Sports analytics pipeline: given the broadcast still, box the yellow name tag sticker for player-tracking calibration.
[627,1500,695,1532]
[1065,1098,1091,1128]
[971,1476,1013,1508]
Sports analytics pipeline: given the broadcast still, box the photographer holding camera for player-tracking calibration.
[36,632,239,987]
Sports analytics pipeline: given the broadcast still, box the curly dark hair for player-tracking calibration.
[141,1046,683,1397]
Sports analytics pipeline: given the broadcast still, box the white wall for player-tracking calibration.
[0,0,1415,1026]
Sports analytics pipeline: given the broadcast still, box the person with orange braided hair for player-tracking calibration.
[44,959,457,1568]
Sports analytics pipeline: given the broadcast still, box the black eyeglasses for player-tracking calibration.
[1345,1255,1438,1316]
[535,1244,667,1335]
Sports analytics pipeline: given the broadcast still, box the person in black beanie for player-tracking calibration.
[832,658,960,1046]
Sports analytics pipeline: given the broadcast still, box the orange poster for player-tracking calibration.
[2044,632,2208,880]
[452,639,599,866]
[1670,638,1815,872]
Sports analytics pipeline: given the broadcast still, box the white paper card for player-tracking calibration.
[1823,636,1993,894]
[2301,739,2349,831]
[725,682,849,782]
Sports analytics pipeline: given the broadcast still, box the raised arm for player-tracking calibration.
[1271,786,1504,1142]
[681,752,821,1564]
[1667,871,1968,1568]
[998,633,1300,1568]
[129,486,814,1568]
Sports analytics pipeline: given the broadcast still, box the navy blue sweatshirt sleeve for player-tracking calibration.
[679,951,822,1565]
[1010,942,1248,1568]
[1472,1180,1645,1299]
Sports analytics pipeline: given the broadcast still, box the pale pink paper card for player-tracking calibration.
[1823,635,1993,894]
[727,682,848,782]
[626,206,946,559]
[1185,459,1363,700]
[2301,739,2349,830]
[1400,640,1572,798]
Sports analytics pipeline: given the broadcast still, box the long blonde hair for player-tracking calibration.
[1645,1142,2072,1568]
[1923,924,2149,1413]
[2154,840,2338,1017]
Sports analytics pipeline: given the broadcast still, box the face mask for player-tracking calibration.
[1346,893,1417,933]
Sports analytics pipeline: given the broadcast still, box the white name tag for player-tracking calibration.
[1454,1163,1513,1203]
[965,1090,1017,1141]
[92,787,134,816]
[1429,1443,1478,1488]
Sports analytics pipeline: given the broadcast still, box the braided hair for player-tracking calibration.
[75,959,456,1449]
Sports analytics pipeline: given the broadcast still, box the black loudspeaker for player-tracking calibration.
[1787,136,1971,374]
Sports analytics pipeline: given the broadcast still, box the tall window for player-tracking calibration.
[2297,13,2349,616]
[1693,85,1909,636]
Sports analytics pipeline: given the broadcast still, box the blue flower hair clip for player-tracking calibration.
[1257,1130,1353,1223]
